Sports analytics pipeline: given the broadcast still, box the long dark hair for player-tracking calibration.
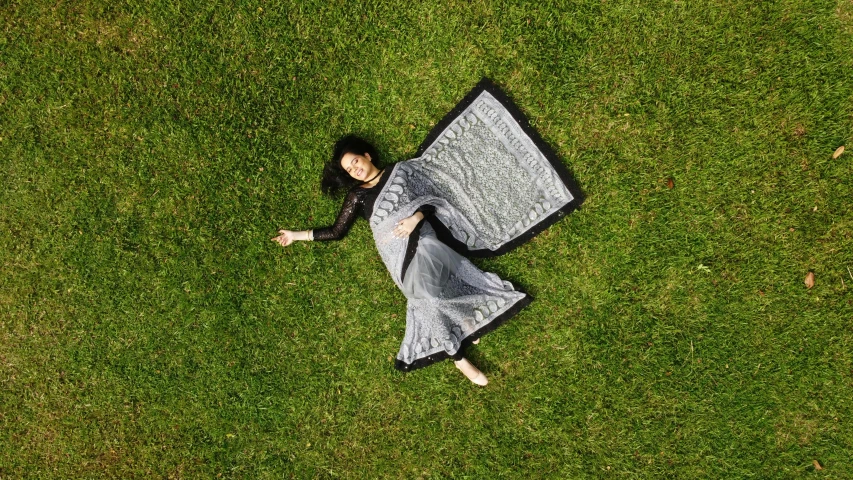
[321,135,381,196]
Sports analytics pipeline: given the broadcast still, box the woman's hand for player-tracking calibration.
[272,230,295,247]
[393,212,424,238]
[272,230,311,247]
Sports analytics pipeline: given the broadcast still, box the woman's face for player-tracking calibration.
[340,151,376,181]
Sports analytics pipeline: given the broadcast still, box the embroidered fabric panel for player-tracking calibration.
[371,91,574,253]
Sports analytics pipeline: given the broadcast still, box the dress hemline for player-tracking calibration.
[393,292,533,372]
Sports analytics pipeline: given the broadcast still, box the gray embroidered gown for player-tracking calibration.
[314,80,583,371]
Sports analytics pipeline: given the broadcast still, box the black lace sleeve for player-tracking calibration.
[312,189,362,241]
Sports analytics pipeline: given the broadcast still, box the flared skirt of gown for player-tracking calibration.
[395,221,530,371]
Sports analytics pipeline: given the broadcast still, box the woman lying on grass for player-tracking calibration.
[273,81,582,385]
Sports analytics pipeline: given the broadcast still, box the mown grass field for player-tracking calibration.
[2,0,852,477]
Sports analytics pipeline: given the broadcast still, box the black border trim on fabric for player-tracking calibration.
[413,78,585,258]
[399,220,424,282]
[393,292,533,372]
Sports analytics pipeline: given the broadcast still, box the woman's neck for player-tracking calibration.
[361,168,384,188]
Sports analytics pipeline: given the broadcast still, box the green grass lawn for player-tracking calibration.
[2,0,852,477]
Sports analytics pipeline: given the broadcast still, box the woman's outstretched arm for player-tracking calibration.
[272,229,312,246]
[272,189,361,247]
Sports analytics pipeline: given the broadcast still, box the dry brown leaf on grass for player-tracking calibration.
[813,459,823,470]
[832,145,845,159]
[805,271,815,289]
[666,178,674,189]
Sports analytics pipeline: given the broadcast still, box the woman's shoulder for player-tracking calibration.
[345,186,368,198]
[345,184,376,206]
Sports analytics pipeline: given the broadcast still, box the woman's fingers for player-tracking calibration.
[393,219,420,238]
[272,232,293,246]
[273,230,290,246]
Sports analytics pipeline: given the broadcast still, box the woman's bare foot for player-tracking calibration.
[454,358,488,386]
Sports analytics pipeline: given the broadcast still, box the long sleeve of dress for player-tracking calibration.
[312,189,362,241]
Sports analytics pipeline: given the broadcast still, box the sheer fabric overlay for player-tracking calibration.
[401,222,462,299]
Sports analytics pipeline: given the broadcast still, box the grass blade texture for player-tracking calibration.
[1,0,851,477]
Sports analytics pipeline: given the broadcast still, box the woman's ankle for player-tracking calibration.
[454,358,479,375]
[454,358,488,385]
